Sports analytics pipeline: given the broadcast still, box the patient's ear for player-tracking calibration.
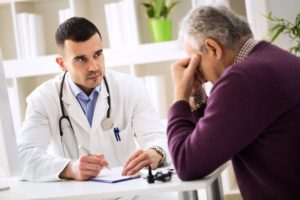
[204,38,223,60]
[56,57,67,71]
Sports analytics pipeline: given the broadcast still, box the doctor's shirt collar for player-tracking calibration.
[67,72,101,100]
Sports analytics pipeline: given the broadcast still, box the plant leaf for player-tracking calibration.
[155,0,165,19]
[142,3,155,18]
[295,13,300,26]
[270,25,285,42]
[266,12,300,55]
[165,1,180,19]
[142,0,179,19]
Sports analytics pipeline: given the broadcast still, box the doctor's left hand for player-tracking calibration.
[59,154,109,181]
[121,149,162,176]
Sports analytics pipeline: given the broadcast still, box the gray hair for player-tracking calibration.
[179,5,253,51]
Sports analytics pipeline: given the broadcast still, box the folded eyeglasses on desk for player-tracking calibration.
[141,166,174,183]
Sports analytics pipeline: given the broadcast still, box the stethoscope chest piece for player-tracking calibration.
[102,117,113,130]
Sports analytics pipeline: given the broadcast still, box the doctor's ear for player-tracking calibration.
[56,57,67,72]
[204,38,223,60]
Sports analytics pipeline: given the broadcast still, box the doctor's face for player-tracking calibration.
[57,33,105,95]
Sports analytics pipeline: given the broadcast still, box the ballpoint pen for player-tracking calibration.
[113,127,121,141]
[78,145,111,170]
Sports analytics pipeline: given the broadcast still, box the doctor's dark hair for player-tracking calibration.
[179,5,253,51]
[55,17,102,48]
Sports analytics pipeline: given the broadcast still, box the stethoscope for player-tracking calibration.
[58,71,113,157]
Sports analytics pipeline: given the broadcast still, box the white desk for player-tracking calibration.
[0,164,227,200]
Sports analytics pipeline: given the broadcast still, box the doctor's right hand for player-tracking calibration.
[59,154,109,181]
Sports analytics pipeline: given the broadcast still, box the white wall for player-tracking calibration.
[267,0,300,50]
[245,0,300,51]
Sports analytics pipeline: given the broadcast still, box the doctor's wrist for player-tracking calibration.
[59,161,75,180]
[150,146,167,167]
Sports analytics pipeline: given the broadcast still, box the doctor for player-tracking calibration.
[18,17,169,182]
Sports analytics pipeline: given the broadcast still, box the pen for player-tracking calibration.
[114,127,121,141]
[78,145,111,170]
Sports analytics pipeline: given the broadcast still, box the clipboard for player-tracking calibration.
[89,167,141,183]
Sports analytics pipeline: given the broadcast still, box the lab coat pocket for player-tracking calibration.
[112,125,137,164]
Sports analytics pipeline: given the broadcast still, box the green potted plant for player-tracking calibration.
[266,12,300,56]
[142,0,179,42]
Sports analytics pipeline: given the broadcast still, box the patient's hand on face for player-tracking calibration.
[172,55,204,102]
[59,154,109,181]
[192,68,206,94]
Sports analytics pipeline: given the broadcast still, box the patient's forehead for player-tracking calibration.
[182,40,201,57]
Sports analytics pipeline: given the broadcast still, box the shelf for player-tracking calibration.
[3,55,59,79]
[105,40,185,67]
[4,41,185,79]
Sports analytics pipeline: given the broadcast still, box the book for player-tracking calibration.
[90,167,140,183]
[17,13,28,58]
[104,0,140,48]
[17,13,45,58]
[28,13,45,57]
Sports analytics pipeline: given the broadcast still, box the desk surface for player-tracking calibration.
[0,165,227,200]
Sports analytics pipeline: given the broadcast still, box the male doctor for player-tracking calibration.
[18,17,168,181]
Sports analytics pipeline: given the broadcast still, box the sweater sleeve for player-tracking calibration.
[167,71,280,180]
[192,103,206,121]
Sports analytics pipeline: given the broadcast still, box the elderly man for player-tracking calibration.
[168,5,300,200]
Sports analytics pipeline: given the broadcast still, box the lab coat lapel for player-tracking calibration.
[61,78,91,132]
[92,80,109,131]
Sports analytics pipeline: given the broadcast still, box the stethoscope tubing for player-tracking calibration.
[58,71,111,157]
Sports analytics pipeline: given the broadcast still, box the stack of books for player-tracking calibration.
[104,0,140,48]
[16,13,45,58]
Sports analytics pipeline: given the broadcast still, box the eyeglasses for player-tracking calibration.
[147,166,173,183]
[153,171,173,182]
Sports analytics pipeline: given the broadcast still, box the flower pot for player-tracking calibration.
[150,19,172,42]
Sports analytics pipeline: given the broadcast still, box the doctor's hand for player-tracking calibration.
[59,154,109,181]
[171,55,205,102]
[121,149,162,176]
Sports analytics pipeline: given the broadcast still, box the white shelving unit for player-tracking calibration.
[3,0,297,133]
[1,0,197,133]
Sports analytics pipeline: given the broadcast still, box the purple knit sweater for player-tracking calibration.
[167,41,300,200]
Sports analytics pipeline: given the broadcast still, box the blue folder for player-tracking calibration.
[90,174,140,183]
[89,167,141,183]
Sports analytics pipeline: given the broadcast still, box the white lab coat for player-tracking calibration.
[18,70,169,181]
